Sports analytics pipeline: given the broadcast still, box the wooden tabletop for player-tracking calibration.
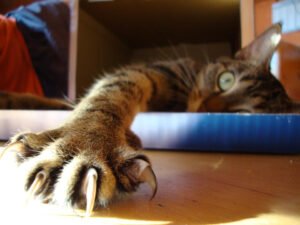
[0,150,299,225]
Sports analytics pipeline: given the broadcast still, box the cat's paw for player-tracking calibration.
[1,128,157,216]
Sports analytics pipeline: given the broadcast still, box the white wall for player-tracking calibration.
[76,9,131,97]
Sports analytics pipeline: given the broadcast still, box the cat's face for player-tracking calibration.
[197,58,288,113]
[195,23,289,113]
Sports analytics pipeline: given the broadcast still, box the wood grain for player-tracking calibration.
[0,150,299,225]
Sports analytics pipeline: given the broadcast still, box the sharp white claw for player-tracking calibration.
[26,171,47,203]
[0,142,19,160]
[136,159,158,200]
[85,168,98,217]
[140,166,157,200]
[0,146,9,160]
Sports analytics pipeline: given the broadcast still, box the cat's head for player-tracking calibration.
[195,23,290,113]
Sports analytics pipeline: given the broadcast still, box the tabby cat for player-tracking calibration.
[2,23,298,216]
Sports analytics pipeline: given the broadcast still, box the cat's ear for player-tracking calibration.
[235,23,282,68]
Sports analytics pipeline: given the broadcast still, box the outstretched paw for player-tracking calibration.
[1,129,157,216]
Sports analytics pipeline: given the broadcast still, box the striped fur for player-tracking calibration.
[3,24,300,212]
[197,58,300,113]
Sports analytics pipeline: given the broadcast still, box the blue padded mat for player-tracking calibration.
[1,111,299,154]
[132,113,300,153]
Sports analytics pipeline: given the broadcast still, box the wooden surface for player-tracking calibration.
[0,150,300,225]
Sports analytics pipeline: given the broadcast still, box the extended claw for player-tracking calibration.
[26,171,47,203]
[0,145,9,160]
[0,142,20,160]
[84,168,98,217]
[136,159,157,200]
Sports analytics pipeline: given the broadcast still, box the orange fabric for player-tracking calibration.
[0,14,44,96]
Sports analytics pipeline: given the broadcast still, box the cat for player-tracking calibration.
[1,23,298,216]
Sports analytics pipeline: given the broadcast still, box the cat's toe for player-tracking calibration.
[53,154,116,210]
[115,156,157,200]
[1,141,37,162]
[19,146,63,201]
[52,153,157,215]
[2,129,62,163]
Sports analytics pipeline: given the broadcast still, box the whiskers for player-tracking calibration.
[155,44,198,89]
[179,61,198,89]
[201,48,211,64]
[154,46,174,62]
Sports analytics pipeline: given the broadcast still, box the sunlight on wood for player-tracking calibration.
[82,217,171,225]
[0,148,171,225]
[0,203,172,225]
[1,147,299,225]
[212,213,300,225]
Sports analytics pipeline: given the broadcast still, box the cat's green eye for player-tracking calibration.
[218,71,235,91]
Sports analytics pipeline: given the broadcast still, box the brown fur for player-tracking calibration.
[2,24,299,210]
[0,91,72,110]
